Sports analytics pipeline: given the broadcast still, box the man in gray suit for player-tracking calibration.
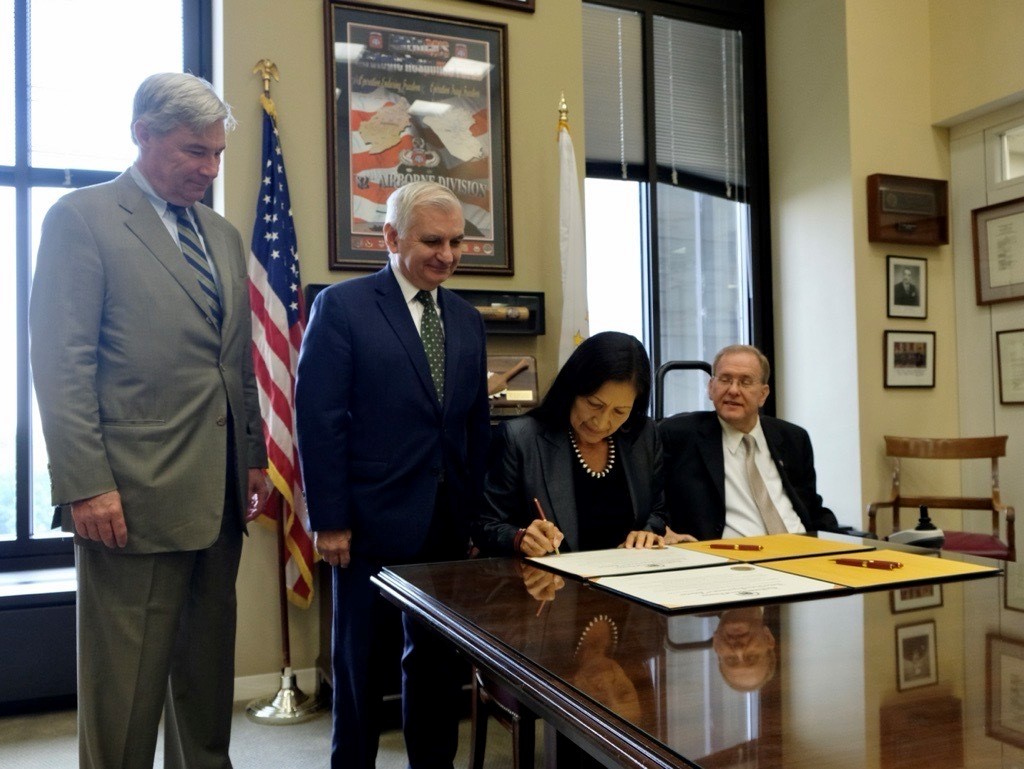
[30,73,268,769]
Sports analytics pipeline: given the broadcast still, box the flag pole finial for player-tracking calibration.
[558,92,570,134]
[253,59,279,96]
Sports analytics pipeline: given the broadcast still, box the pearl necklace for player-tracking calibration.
[568,430,616,478]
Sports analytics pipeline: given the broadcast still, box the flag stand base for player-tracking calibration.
[245,668,323,725]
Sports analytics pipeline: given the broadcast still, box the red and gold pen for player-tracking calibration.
[709,543,764,551]
[832,558,903,570]
[533,497,560,555]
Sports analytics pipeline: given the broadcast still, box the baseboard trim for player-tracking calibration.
[234,667,320,704]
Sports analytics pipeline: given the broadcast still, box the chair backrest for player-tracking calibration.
[869,435,1015,559]
[654,360,712,420]
[884,435,1007,461]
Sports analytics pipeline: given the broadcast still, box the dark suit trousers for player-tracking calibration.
[330,486,467,769]
[76,508,243,769]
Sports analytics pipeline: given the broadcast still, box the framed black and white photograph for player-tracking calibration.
[987,634,1024,748]
[324,2,513,274]
[891,583,942,614]
[887,255,927,319]
[896,621,937,691]
[884,330,935,388]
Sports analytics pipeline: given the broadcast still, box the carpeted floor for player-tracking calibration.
[0,701,538,768]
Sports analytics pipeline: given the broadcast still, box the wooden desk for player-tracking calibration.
[374,540,1012,768]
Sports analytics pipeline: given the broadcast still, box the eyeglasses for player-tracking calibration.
[713,375,763,390]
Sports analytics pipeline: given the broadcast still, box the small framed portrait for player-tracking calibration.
[884,330,935,388]
[996,328,1024,405]
[887,255,927,319]
[891,583,943,613]
[896,621,938,691]
[987,634,1024,748]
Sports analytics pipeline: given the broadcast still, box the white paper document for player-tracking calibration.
[592,563,841,610]
[527,546,729,579]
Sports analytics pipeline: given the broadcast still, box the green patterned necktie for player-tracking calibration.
[415,290,445,402]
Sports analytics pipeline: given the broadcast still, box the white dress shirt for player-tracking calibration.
[720,417,806,538]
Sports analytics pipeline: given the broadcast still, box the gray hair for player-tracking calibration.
[385,181,463,236]
[712,344,771,384]
[130,72,235,145]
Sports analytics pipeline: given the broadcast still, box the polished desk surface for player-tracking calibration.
[374,536,1019,769]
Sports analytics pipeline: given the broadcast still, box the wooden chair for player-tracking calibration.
[867,435,1015,561]
[468,667,537,769]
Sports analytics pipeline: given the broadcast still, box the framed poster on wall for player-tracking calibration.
[324,2,513,274]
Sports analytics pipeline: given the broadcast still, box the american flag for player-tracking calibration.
[247,95,316,608]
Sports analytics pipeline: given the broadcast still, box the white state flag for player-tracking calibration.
[558,120,589,366]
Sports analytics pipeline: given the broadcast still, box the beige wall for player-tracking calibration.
[218,0,583,678]
[930,0,1024,125]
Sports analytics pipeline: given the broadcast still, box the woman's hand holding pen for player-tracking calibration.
[518,518,564,557]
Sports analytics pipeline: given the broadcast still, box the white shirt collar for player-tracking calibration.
[390,261,438,306]
[718,415,766,455]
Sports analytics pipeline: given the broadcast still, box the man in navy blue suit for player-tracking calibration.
[296,181,490,769]
[659,344,838,541]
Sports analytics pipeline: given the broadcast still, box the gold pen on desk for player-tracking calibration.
[832,558,903,570]
[709,543,764,551]
[533,497,560,555]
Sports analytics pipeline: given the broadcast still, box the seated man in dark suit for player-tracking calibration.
[659,344,838,541]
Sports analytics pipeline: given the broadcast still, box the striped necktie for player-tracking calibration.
[415,290,445,402]
[167,204,222,326]
[742,434,787,535]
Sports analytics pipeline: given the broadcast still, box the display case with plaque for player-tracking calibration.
[867,174,949,246]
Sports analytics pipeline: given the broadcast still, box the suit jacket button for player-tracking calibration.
[216,416,227,426]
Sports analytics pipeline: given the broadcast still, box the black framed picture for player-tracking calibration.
[887,255,927,319]
[884,330,935,388]
[324,2,513,274]
[896,621,938,691]
[461,0,535,11]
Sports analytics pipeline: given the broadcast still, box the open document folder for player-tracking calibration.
[590,547,1000,611]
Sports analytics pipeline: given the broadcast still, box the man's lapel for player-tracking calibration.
[374,266,439,408]
[116,174,221,329]
[697,413,727,505]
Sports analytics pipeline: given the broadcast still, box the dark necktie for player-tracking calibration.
[415,290,445,402]
[742,434,787,535]
[167,204,222,326]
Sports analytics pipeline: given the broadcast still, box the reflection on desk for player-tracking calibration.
[374,538,1015,768]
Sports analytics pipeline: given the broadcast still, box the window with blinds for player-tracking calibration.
[582,1,771,418]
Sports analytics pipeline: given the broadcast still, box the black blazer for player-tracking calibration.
[658,411,838,540]
[473,415,668,555]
